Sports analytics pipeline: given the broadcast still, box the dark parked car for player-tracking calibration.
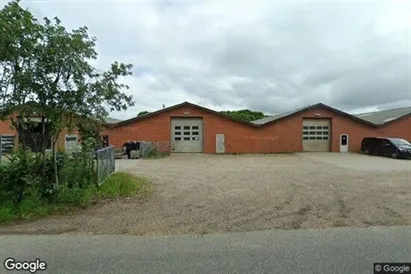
[361,137,411,159]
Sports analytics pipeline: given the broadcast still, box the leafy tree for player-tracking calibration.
[137,111,150,117]
[220,109,265,122]
[0,1,135,184]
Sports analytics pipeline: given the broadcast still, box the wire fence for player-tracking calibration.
[91,146,115,186]
[140,141,170,158]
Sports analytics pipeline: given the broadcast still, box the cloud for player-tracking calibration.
[20,1,411,118]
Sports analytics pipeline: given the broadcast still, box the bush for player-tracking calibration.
[58,152,97,189]
[0,148,150,223]
[0,148,98,205]
[0,148,55,203]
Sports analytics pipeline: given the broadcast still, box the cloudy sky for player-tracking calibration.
[20,0,411,118]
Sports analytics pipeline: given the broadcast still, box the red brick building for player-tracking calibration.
[0,115,118,153]
[103,102,411,154]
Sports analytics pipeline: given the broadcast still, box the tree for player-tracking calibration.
[137,111,150,117]
[0,1,135,184]
[220,109,265,122]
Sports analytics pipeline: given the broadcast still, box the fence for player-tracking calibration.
[92,146,115,186]
[140,141,170,158]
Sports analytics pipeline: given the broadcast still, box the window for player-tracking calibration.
[183,126,190,130]
[303,131,309,135]
[184,137,190,140]
[184,132,190,135]
[192,137,199,140]
[323,126,329,130]
[303,136,309,140]
[175,132,181,135]
[192,126,199,130]
[309,136,316,140]
[390,138,410,146]
[322,136,329,140]
[174,126,181,130]
[303,126,309,130]
[309,131,315,135]
[316,131,322,135]
[174,137,181,141]
[380,139,390,146]
[309,126,315,130]
[192,131,199,135]
[316,136,322,140]
[322,131,329,135]
[316,126,322,129]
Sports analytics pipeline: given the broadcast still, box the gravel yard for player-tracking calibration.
[0,153,410,235]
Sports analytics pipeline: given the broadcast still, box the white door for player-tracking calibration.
[340,134,349,152]
[216,134,225,154]
[171,118,203,153]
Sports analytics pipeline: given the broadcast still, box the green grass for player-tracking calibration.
[0,206,14,223]
[0,172,151,224]
[97,172,151,198]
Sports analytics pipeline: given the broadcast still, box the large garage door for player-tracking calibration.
[171,118,203,153]
[302,119,330,152]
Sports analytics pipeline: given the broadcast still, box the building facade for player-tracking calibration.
[103,102,411,154]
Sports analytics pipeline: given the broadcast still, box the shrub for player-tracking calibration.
[0,147,150,223]
[0,148,54,203]
[58,152,97,189]
[0,148,97,205]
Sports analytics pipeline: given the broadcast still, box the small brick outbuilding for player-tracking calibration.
[103,102,411,154]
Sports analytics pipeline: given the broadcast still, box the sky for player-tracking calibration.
[14,0,411,118]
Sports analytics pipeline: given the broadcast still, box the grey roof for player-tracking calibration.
[252,105,315,125]
[104,117,122,124]
[252,104,411,126]
[354,106,411,125]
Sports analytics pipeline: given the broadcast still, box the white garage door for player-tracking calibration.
[302,119,330,152]
[171,118,203,153]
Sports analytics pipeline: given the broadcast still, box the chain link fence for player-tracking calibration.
[91,146,115,186]
[140,141,170,158]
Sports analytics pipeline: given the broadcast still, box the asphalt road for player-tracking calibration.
[1,226,410,274]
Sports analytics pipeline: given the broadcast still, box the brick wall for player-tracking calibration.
[105,105,395,153]
[0,119,16,135]
[376,115,411,142]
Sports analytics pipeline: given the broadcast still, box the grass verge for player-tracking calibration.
[0,172,151,224]
[97,172,152,199]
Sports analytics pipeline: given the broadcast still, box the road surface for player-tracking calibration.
[1,226,410,274]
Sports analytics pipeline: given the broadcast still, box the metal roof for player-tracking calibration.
[354,107,411,125]
[104,117,123,124]
[253,105,411,126]
[252,105,314,125]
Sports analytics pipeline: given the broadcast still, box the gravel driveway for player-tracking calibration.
[1,153,410,235]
